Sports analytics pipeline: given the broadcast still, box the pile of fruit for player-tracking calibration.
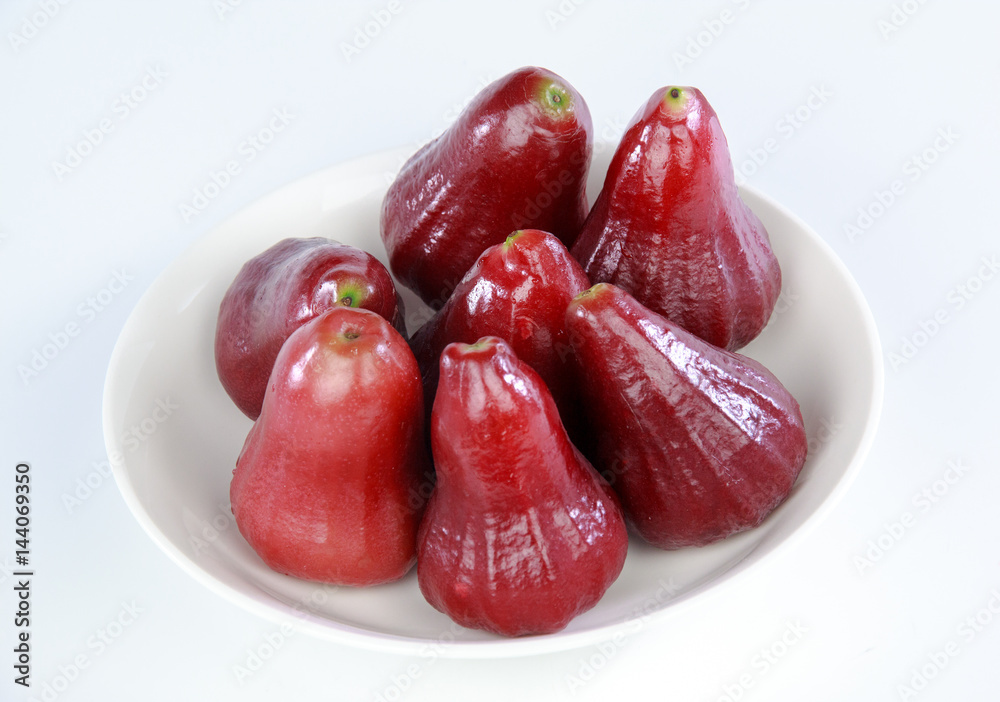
[214,67,808,637]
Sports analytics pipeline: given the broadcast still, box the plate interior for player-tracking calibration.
[104,148,882,656]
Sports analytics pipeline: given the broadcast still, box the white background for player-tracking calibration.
[2,1,999,700]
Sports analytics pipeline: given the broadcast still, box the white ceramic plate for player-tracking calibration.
[103,147,883,658]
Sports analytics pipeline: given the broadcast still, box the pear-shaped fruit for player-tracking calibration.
[216,237,405,419]
[381,66,592,308]
[418,337,627,636]
[230,307,429,586]
[571,86,780,351]
[564,284,807,549]
[409,228,590,436]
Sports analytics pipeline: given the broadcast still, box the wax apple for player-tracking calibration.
[230,307,429,586]
[408,229,590,435]
[417,338,627,636]
[572,86,780,351]
[215,237,405,419]
[565,284,807,549]
[381,66,592,307]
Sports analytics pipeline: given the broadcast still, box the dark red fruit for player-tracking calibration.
[417,337,627,636]
[409,229,590,436]
[572,86,780,351]
[215,237,404,419]
[381,66,592,307]
[565,283,807,549]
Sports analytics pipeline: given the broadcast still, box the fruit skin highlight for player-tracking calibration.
[565,283,807,550]
[230,307,429,586]
[381,66,592,307]
[571,85,781,351]
[417,337,627,636]
[215,237,405,419]
[408,228,590,438]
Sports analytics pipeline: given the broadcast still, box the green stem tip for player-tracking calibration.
[661,86,691,114]
[537,80,573,116]
[503,230,525,251]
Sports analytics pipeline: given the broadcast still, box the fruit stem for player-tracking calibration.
[503,230,524,252]
[537,81,573,116]
[661,86,691,115]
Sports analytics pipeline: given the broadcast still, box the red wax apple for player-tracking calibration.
[230,307,429,586]
[571,86,780,351]
[408,229,590,435]
[215,237,404,419]
[381,66,592,307]
[417,337,627,636]
[565,284,807,549]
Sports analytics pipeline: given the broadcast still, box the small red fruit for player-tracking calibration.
[231,307,429,586]
[417,337,627,636]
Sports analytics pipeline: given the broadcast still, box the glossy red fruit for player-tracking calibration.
[565,284,807,550]
[418,338,627,637]
[571,86,780,351]
[215,237,405,419]
[409,229,590,436]
[381,66,592,308]
[230,307,429,586]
